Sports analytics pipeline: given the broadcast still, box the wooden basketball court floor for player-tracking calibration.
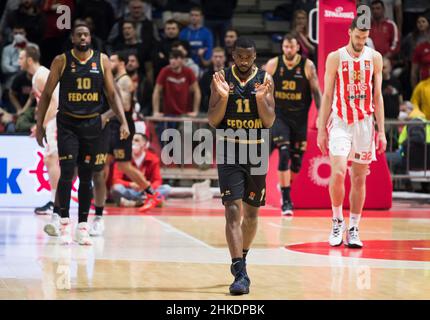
[0,199,429,300]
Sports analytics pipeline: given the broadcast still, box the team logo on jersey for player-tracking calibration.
[90,62,99,74]
[248,192,256,201]
[229,82,235,94]
[280,67,284,77]
[71,61,76,73]
[364,60,370,70]
[342,61,348,72]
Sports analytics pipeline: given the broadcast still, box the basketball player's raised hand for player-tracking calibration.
[255,79,272,100]
[213,72,229,98]
[317,129,328,156]
[120,122,130,140]
[376,131,387,154]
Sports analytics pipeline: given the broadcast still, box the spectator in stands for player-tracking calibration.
[9,70,34,117]
[171,40,200,78]
[1,25,33,89]
[381,0,403,33]
[199,47,226,114]
[111,133,171,207]
[107,0,159,52]
[154,19,181,79]
[201,0,237,47]
[383,57,403,119]
[152,49,201,119]
[39,0,75,67]
[4,0,45,45]
[402,15,430,62]
[369,0,400,60]
[179,7,213,68]
[109,20,154,84]
[411,75,430,120]
[224,28,238,67]
[126,52,153,117]
[0,108,15,133]
[0,0,27,43]
[76,0,115,41]
[292,10,316,61]
[411,35,430,89]
[402,0,430,36]
[162,0,195,27]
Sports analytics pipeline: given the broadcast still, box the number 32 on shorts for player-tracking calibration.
[360,152,372,161]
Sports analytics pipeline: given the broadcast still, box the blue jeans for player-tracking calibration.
[111,184,172,203]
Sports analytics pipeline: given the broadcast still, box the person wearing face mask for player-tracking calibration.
[1,25,35,90]
[110,133,171,207]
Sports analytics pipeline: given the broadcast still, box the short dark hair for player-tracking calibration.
[190,6,202,14]
[371,0,385,8]
[170,49,185,59]
[112,51,129,65]
[122,19,137,30]
[233,37,256,51]
[283,32,299,42]
[226,28,239,36]
[12,23,25,30]
[349,16,370,31]
[165,19,179,27]
[172,40,191,57]
[25,44,40,63]
[72,21,90,35]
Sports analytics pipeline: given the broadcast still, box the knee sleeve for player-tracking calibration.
[278,144,290,171]
[290,143,306,173]
[59,162,75,182]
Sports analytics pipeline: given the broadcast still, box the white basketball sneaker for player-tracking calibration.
[345,226,363,248]
[44,213,61,237]
[329,218,346,246]
[89,216,104,237]
[76,222,93,245]
[60,218,72,245]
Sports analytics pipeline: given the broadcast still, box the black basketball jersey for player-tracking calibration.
[218,65,267,140]
[59,49,105,117]
[273,54,312,121]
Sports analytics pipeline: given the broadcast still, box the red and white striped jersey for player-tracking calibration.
[32,66,50,103]
[332,46,375,124]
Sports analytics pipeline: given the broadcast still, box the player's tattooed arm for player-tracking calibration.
[208,70,229,128]
[255,72,276,128]
[373,51,387,153]
[101,53,130,140]
[36,54,64,147]
[118,76,133,112]
[305,59,322,110]
[317,51,338,155]
[102,81,123,122]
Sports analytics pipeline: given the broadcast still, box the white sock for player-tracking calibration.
[51,189,56,203]
[332,205,343,220]
[349,213,361,229]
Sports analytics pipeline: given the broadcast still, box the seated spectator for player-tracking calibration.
[5,0,45,45]
[411,76,430,120]
[126,52,153,117]
[107,0,159,54]
[152,49,201,119]
[171,40,200,78]
[369,0,400,61]
[111,133,171,207]
[154,19,180,78]
[179,6,213,68]
[9,70,34,117]
[224,28,238,67]
[402,0,430,36]
[1,25,34,89]
[76,0,115,41]
[382,57,403,120]
[109,20,154,84]
[292,9,316,61]
[0,108,16,133]
[201,0,237,47]
[411,39,430,88]
[199,47,226,114]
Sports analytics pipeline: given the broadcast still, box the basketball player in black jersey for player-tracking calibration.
[89,51,154,236]
[265,32,322,216]
[36,22,130,245]
[208,37,275,295]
